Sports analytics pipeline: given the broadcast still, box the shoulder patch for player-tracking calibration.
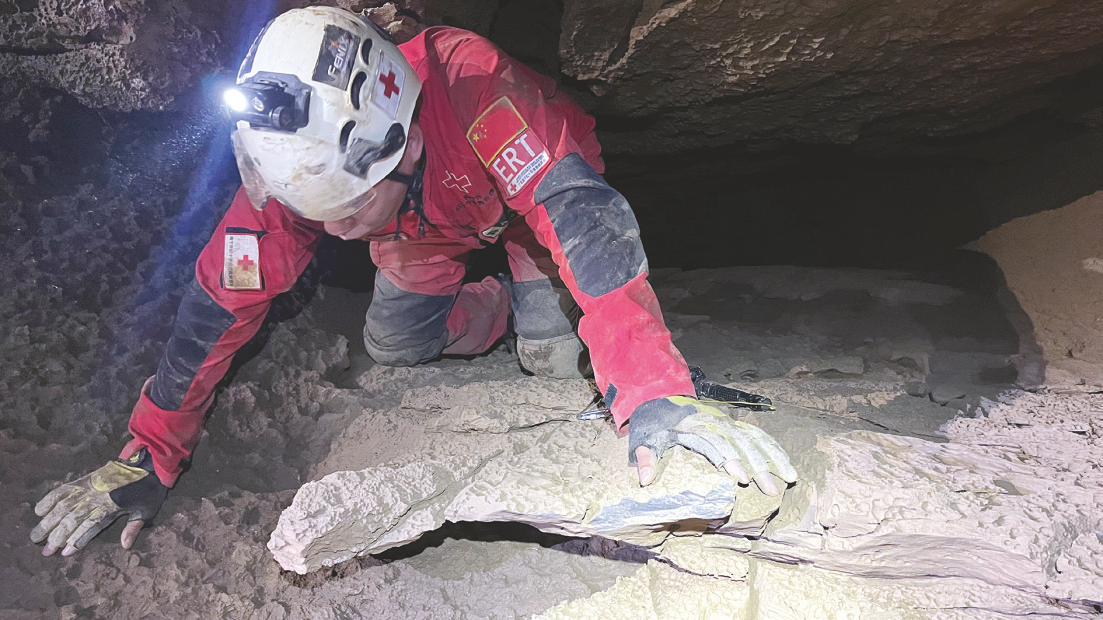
[223,234,262,290]
[466,97,551,197]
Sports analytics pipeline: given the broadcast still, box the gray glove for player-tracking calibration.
[30,449,168,556]
[629,396,798,494]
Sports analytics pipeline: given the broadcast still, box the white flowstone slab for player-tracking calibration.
[269,374,1102,617]
[536,419,1102,619]
[269,378,757,573]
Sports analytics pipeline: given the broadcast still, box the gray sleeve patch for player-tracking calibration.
[150,279,238,411]
[533,153,648,298]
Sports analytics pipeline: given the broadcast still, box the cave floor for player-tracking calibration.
[2,263,1099,619]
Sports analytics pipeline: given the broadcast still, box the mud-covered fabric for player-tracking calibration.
[124,188,324,485]
[510,277,578,341]
[363,271,454,366]
[127,27,697,488]
[516,332,590,379]
[534,154,647,298]
[404,27,696,424]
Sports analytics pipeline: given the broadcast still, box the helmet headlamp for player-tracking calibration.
[224,72,311,133]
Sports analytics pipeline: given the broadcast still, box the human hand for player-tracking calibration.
[629,396,798,495]
[30,449,168,556]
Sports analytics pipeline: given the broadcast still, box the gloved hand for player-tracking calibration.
[30,448,168,557]
[629,396,798,495]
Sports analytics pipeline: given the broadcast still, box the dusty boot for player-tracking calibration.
[516,332,592,379]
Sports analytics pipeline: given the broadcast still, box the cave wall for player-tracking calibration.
[3,0,1103,390]
[557,0,1103,155]
[972,192,1103,388]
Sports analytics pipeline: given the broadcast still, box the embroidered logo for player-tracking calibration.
[223,234,261,290]
[443,170,472,193]
[466,97,551,197]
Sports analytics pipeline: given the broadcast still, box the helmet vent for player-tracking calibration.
[340,121,356,152]
[350,71,367,110]
[360,38,373,64]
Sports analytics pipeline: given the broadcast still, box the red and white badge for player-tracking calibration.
[223,234,262,290]
[372,54,405,119]
[466,97,551,197]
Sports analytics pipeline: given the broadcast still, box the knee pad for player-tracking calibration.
[363,323,449,368]
[517,332,592,379]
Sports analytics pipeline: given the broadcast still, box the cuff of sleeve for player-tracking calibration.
[119,377,210,487]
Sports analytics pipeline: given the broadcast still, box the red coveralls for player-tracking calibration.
[123,27,696,487]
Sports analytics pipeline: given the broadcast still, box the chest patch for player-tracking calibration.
[466,97,551,197]
[223,234,262,290]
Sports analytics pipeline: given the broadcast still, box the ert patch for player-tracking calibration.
[466,97,551,197]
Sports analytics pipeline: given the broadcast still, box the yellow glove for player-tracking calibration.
[628,396,798,494]
[30,449,168,556]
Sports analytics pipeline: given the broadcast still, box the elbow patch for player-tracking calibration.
[150,279,238,411]
[534,153,647,298]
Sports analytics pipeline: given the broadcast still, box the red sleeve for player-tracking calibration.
[434,32,695,426]
[123,188,323,486]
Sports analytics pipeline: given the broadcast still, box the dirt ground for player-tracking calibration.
[7,204,1099,617]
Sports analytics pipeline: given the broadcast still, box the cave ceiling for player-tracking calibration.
[1,0,1102,156]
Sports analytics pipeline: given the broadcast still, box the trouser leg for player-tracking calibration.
[366,239,510,366]
[502,219,591,378]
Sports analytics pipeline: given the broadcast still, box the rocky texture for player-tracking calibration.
[4,0,1103,158]
[559,0,1103,154]
[267,369,1102,616]
[258,262,1099,616]
[535,390,1103,617]
[7,253,1102,617]
[268,377,757,573]
[972,191,1103,388]
[0,0,223,111]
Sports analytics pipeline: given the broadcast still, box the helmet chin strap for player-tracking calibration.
[386,155,425,214]
[384,155,433,232]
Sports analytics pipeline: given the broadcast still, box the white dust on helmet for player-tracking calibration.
[229,7,421,221]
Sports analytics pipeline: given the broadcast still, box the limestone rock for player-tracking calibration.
[559,0,1103,154]
[0,0,220,111]
[786,355,866,377]
[267,456,494,574]
[268,377,755,573]
[531,390,1101,617]
[972,191,1103,388]
[534,560,751,620]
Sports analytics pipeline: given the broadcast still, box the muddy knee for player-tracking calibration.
[363,330,448,367]
[517,332,591,379]
[363,273,451,367]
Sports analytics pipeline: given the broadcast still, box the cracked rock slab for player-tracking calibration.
[268,377,763,574]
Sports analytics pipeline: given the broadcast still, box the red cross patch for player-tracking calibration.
[223,234,262,290]
[371,54,405,119]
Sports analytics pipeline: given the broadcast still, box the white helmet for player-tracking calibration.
[226,7,422,221]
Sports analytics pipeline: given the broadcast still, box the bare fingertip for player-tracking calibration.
[757,476,779,496]
[42,544,57,557]
[722,462,751,485]
[61,545,77,557]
